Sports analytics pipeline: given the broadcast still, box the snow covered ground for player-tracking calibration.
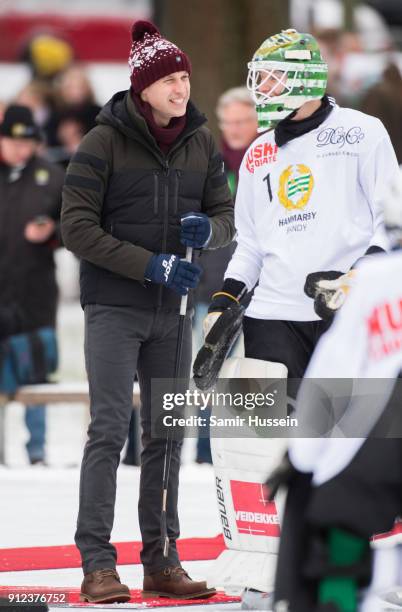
[0,296,400,611]
[0,462,239,611]
[0,392,225,608]
[0,400,234,610]
[0,295,240,610]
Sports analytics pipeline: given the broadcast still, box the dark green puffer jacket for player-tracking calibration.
[61,90,234,309]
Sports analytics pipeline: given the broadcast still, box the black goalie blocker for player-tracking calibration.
[193,303,245,390]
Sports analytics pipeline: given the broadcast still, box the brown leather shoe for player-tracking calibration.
[80,568,131,603]
[142,566,216,599]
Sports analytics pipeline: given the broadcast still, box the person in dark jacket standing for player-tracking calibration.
[61,21,234,604]
[0,104,64,464]
[360,62,402,164]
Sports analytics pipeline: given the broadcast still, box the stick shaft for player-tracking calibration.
[161,246,193,556]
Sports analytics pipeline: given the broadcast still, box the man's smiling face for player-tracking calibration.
[140,71,190,126]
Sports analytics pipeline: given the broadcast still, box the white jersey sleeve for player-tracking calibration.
[358,123,400,251]
[290,251,402,484]
[224,161,264,290]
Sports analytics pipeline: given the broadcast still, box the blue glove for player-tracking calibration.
[144,253,202,295]
[180,213,212,248]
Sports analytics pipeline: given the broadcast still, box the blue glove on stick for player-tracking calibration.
[145,253,202,295]
[180,212,211,248]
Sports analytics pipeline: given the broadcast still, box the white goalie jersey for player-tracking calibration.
[225,105,400,321]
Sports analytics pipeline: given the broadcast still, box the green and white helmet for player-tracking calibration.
[247,29,328,132]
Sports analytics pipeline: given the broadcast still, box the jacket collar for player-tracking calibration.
[96,90,207,162]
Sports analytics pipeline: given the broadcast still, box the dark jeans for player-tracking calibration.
[75,304,192,575]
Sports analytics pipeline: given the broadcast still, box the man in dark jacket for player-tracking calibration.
[61,21,234,604]
[0,104,64,464]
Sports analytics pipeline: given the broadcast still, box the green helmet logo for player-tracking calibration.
[247,29,328,132]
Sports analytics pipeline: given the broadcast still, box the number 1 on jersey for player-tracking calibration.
[263,172,273,203]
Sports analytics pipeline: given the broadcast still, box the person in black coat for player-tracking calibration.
[0,104,64,464]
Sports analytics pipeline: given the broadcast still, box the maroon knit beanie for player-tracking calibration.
[128,21,192,93]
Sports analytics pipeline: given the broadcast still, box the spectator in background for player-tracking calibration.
[290,0,393,53]
[21,33,74,83]
[360,62,402,164]
[216,87,259,194]
[313,29,348,103]
[46,65,101,153]
[300,1,394,107]
[194,87,257,464]
[15,81,53,138]
[18,33,74,147]
[0,105,64,464]
[47,107,91,169]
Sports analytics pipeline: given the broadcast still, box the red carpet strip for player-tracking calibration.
[0,535,225,572]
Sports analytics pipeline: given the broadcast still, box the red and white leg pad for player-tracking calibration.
[207,355,288,595]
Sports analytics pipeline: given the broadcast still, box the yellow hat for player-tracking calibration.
[30,35,73,77]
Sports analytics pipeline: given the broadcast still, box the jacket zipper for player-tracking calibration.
[173,171,180,215]
[153,172,159,214]
[158,161,170,307]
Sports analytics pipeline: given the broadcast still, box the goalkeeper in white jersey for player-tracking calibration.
[204,28,400,379]
[202,28,401,611]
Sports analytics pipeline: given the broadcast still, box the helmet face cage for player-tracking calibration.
[247,62,298,106]
[247,29,328,132]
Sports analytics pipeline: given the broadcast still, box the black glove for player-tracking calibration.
[304,270,356,320]
[264,451,300,500]
[208,278,248,313]
[203,278,247,339]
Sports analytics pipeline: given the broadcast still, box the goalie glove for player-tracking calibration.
[194,278,248,390]
[203,278,248,339]
[304,270,356,321]
[194,303,245,390]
